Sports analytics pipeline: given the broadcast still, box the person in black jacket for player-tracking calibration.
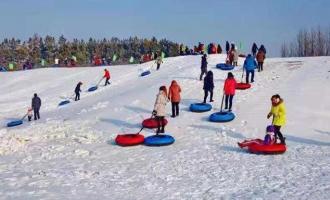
[225,41,230,54]
[31,93,41,120]
[200,54,208,81]
[259,44,267,54]
[252,43,258,57]
[75,82,83,101]
[203,71,214,103]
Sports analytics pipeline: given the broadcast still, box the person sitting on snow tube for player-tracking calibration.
[152,86,169,134]
[263,125,276,145]
[267,94,286,144]
[223,72,237,112]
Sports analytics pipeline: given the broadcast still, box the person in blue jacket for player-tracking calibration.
[243,54,257,83]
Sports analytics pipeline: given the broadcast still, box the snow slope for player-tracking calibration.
[0,55,329,199]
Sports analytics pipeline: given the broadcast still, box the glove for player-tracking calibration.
[152,110,157,116]
[267,113,272,119]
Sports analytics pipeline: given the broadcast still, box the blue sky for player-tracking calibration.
[0,0,329,57]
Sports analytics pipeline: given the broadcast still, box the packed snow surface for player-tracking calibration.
[0,54,329,199]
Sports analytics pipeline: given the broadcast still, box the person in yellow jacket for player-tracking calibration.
[267,94,286,144]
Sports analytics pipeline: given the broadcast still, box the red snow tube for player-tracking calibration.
[236,82,251,90]
[248,143,286,154]
[142,118,168,129]
[238,139,286,154]
[115,134,145,146]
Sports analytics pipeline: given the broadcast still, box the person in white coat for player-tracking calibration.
[152,86,169,134]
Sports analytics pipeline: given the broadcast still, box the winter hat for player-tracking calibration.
[227,72,234,78]
[266,125,275,132]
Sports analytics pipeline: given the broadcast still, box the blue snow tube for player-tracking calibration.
[144,135,175,146]
[88,86,98,92]
[7,120,23,127]
[216,63,234,70]
[209,111,235,122]
[59,100,70,106]
[189,103,212,112]
[141,70,151,77]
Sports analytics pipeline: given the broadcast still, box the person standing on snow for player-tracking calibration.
[225,41,230,55]
[104,69,110,86]
[200,54,208,81]
[233,46,239,66]
[31,93,41,120]
[223,72,237,112]
[168,80,181,118]
[156,56,163,70]
[203,70,214,103]
[259,44,267,54]
[256,49,266,72]
[267,94,286,144]
[152,86,169,134]
[27,107,33,121]
[251,43,258,57]
[243,54,257,83]
[217,44,222,54]
[227,44,235,65]
[75,82,83,101]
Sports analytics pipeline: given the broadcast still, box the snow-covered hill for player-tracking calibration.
[0,54,329,199]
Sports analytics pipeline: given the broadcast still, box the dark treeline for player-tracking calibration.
[281,26,330,57]
[0,34,180,70]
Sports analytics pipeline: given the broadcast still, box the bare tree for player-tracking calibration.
[303,30,310,56]
[316,26,325,56]
[297,30,305,56]
[281,42,289,57]
[326,26,330,56]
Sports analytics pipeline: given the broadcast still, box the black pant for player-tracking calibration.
[274,125,285,144]
[258,62,263,71]
[225,95,234,110]
[203,90,213,103]
[171,102,179,117]
[155,116,165,134]
[105,78,110,86]
[233,61,238,66]
[28,116,32,121]
[246,70,255,83]
[157,63,161,70]
[200,68,207,81]
[34,108,40,120]
[75,92,80,101]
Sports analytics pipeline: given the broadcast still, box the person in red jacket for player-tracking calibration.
[168,80,182,118]
[104,69,110,86]
[223,72,237,112]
